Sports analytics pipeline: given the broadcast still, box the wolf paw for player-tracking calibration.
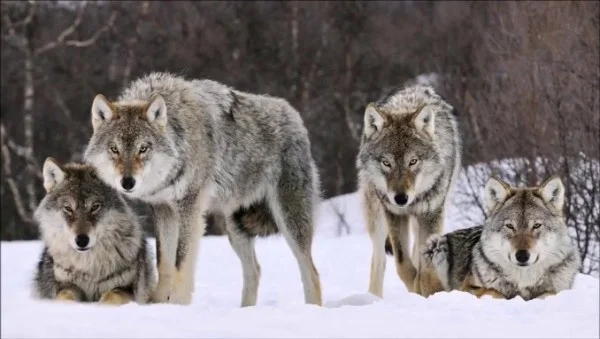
[421,234,449,267]
[99,290,132,306]
[151,282,173,303]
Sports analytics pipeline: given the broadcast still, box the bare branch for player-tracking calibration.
[64,11,117,48]
[34,1,89,55]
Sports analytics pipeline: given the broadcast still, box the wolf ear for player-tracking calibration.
[43,157,65,193]
[412,105,436,138]
[484,176,511,213]
[91,94,114,132]
[539,176,565,211]
[145,95,167,128]
[364,103,387,138]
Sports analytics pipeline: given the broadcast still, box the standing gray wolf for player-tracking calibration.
[422,175,581,300]
[33,158,156,305]
[356,85,461,297]
[84,72,322,306]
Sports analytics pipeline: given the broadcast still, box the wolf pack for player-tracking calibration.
[32,73,581,307]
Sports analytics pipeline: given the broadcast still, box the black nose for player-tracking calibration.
[121,177,136,190]
[75,234,89,249]
[394,192,408,206]
[515,249,530,263]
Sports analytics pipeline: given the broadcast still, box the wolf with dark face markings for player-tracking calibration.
[84,72,322,306]
[33,158,155,305]
[357,85,461,297]
[422,175,581,300]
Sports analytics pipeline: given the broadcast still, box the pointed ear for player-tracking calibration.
[363,103,387,138]
[42,157,65,193]
[412,105,436,137]
[145,95,167,128]
[484,176,511,213]
[91,94,114,132]
[539,176,565,211]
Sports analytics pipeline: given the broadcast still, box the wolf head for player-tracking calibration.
[357,86,450,207]
[481,175,572,269]
[83,94,179,197]
[34,158,134,252]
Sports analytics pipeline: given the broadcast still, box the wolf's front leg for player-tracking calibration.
[168,193,207,305]
[385,212,417,292]
[365,194,387,298]
[99,288,134,306]
[151,203,179,303]
[414,210,445,297]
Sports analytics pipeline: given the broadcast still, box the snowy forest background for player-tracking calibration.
[1,1,598,274]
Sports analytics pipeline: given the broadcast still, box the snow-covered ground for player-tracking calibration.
[2,235,599,339]
[3,189,600,338]
[2,157,599,338]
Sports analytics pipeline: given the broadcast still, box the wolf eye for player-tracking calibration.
[63,206,73,213]
[505,223,515,230]
[381,159,391,167]
[110,146,119,154]
[91,203,102,213]
[533,223,542,229]
[409,158,418,166]
[139,145,148,154]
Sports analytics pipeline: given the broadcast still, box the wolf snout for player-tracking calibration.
[75,234,90,251]
[394,192,409,206]
[121,176,136,191]
[515,249,530,265]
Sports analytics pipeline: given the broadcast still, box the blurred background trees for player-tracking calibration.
[1,1,598,273]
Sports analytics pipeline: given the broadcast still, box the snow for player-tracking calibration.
[2,232,599,338]
[2,157,599,338]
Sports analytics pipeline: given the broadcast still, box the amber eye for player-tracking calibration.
[91,203,102,213]
[381,159,391,167]
[505,223,515,230]
[63,206,73,213]
[139,145,148,154]
[409,158,418,166]
[533,223,542,229]
[110,146,119,154]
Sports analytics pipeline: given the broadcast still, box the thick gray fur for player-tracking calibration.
[33,161,156,304]
[84,72,322,306]
[422,176,581,301]
[357,85,462,297]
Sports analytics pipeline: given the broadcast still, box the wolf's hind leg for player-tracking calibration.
[225,215,261,307]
